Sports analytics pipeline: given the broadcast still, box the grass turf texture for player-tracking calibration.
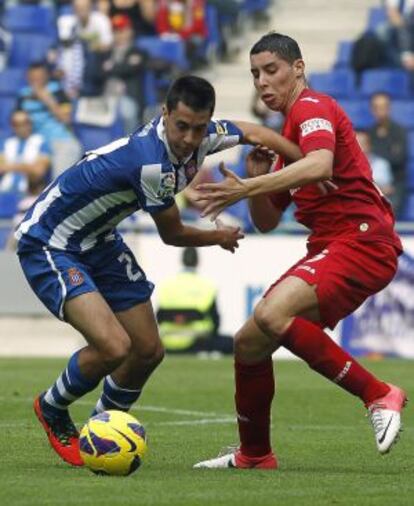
[0,357,413,506]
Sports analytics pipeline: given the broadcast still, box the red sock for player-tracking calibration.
[235,358,274,458]
[281,317,389,404]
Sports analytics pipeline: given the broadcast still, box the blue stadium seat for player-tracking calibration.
[0,68,26,96]
[0,191,19,219]
[390,100,414,129]
[8,34,55,68]
[135,36,189,70]
[366,6,387,32]
[0,226,12,249]
[73,114,124,152]
[406,160,414,189]
[400,192,414,221]
[309,69,356,98]
[0,97,17,130]
[338,99,374,129]
[359,69,411,99]
[3,5,56,34]
[333,40,353,69]
[407,131,414,161]
[242,0,270,13]
[202,4,220,63]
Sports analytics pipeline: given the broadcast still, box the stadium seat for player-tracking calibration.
[407,131,414,161]
[406,160,414,189]
[333,40,353,69]
[202,4,221,64]
[359,69,411,99]
[0,68,26,96]
[0,97,17,130]
[135,36,189,70]
[400,192,414,221]
[366,6,387,32]
[390,100,414,129]
[0,191,19,219]
[0,226,12,249]
[243,0,270,13]
[73,114,124,152]
[3,5,56,34]
[8,34,55,68]
[309,69,356,98]
[338,99,374,129]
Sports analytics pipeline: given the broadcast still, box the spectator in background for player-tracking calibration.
[156,0,207,69]
[17,62,82,176]
[0,23,11,72]
[97,0,157,36]
[384,0,414,70]
[0,110,51,250]
[356,130,395,200]
[103,14,148,131]
[368,92,408,217]
[156,246,233,355]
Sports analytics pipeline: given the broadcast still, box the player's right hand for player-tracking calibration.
[215,218,244,253]
[246,145,276,177]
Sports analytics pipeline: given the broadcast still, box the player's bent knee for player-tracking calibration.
[131,339,165,368]
[254,301,289,340]
[100,336,132,370]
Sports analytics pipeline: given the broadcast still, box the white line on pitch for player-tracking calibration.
[0,396,233,418]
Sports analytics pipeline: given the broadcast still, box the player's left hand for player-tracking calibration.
[195,163,248,220]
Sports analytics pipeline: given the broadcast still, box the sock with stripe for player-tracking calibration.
[91,375,142,416]
[41,350,100,418]
[235,358,274,458]
[281,317,390,404]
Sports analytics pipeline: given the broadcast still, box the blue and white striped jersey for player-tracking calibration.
[15,116,243,253]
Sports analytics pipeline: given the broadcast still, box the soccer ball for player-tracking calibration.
[79,410,147,476]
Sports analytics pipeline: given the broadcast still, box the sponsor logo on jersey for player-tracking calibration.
[215,120,228,135]
[158,172,176,198]
[300,117,333,137]
[67,267,84,286]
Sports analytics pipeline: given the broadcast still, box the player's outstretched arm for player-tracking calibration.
[234,120,302,162]
[197,149,334,220]
[151,202,244,253]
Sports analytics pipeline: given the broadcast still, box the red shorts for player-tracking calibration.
[264,240,399,329]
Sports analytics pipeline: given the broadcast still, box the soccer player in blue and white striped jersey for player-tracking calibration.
[16,75,301,466]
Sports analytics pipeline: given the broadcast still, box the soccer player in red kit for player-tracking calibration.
[194,32,407,470]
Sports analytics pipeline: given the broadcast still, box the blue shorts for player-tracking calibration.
[18,240,154,320]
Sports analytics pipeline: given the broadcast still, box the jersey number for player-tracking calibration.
[118,252,143,282]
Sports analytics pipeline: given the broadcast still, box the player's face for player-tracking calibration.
[250,51,305,113]
[163,101,211,160]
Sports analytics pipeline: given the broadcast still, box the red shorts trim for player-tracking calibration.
[264,240,399,329]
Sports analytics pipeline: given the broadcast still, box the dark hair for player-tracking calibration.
[182,247,198,268]
[166,75,215,115]
[250,32,302,64]
[28,61,49,72]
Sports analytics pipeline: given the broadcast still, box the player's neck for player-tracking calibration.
[283,81,307,115]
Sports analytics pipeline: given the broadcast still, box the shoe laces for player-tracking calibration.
[217,444,239,458]
[49,414,79,446]
[367,403,386,435]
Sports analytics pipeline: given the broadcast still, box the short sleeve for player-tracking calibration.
[133,163,176,214]
[203,119,243,155]
[291,96,336,155]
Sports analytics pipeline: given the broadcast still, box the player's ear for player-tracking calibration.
[293,59,305,78]
[162,105,168,121]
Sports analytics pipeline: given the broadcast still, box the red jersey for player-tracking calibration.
[271,88,402,253]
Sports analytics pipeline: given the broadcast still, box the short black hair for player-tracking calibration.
[28,61,49,72]
[182,247,198,268]
[166,75,215,115]
[250,32,302,64]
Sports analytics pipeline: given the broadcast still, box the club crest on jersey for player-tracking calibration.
[67,267,84,286]
[184,160,197,182]
[300,118,333,137]
[158,172,176,198]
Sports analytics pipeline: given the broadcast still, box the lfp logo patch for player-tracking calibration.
[67,267,84,286]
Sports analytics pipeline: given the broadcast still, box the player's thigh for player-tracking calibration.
[64,291,131,355]
[255,275,320,335]
[115,300,164,361]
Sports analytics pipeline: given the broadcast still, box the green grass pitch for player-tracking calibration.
[0,357,413,506]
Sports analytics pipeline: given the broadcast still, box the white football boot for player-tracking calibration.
[366,383,408,454]
[194,446,277,469]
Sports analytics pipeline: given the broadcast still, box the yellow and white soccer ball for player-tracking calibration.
[79,410,147,476]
